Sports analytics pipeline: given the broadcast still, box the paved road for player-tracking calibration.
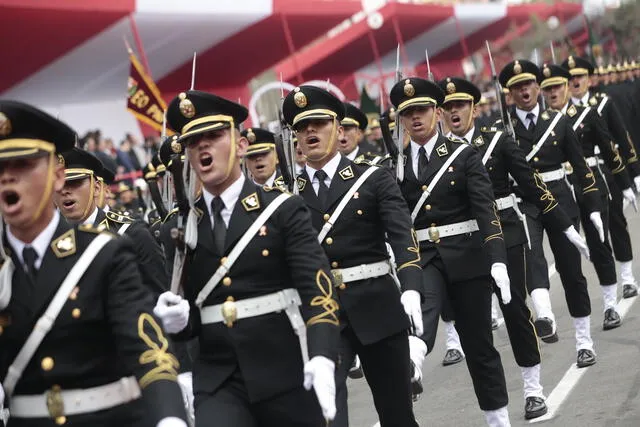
[348,204,640,427]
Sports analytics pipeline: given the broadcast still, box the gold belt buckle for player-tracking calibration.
[428,223,440,243]
[46,385,65,420]
[221,297,237,328]
[331,269,343,287]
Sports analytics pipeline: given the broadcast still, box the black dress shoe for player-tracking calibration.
[534,318,558,343]
[410,361,423,401]
[524,396,548,420]
[442,349,465,366]
[603,308,621,330]
[623,284,638,299]
[577,349,596,368]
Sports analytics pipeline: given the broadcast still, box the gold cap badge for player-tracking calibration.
[446,78,456,95]
[543,66,551,78]
[246,128,256,143]
[513,61,522,75]
[0,113,11,137]
[178,92,196,119]
[389,108,396,121]
[293,87,307,108]
[404,79,415,97]
[568,56,576,69]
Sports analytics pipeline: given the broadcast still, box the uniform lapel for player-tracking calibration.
[196,197,217,256]
[403,146,418,184]
[421,136,447,184]
[297,170,322,213]
[325,157,356,210]
[93,209,109,230]
[224,179,260,251]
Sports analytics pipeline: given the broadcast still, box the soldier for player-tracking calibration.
[498,60,601,367]
[437,77,590,420]
[155,90,341,426]
[564,56,640,298]
[284,85,423,427]
[540,63,636,329]
[240,127,284,188]
[338,103,369,161]
[0,101,187,426]
[391,77,511,426]
[95,165,115,212]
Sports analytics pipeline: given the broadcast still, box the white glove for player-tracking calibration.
[589,211,605,242]
[0,383,7,425]
[634,175,640,193]
[400,290,423,336]
[156,417,188,427]
[564,226,590,260]
[490,263,511,304]
[303,356,336,421]
[154,291,190,334]
[177,372,194,424]
[622,188,638,212]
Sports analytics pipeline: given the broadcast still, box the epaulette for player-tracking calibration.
[106,210,134,224]
[354,157,373,166]
[78,224,106,234]
[481,126,499,133]
[264,184,290,194]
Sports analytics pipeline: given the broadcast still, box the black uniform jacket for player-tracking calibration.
[508,106,601,219]
[472,127,573,248]
[296,156,421,345]
[0,220,186,426]
[399,135,507,283]
[175,178,340,403]
[94,209,168,297]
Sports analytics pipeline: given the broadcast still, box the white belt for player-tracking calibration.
[538,168,565,182]
[586,156,604,167]
[332,260,390,285]
[496,195,520,211]
[416,219,479,242]
[10,376,141,418]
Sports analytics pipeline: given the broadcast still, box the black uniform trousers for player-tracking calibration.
[419,256,508,411]
[194,368,324,427]
[334,327,416,427]
[607,175,634,262]
[525,209,592,318]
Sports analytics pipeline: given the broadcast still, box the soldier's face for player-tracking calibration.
[338,125,361,155]
[187,128,248,189]
[569,75,589,98]
[509,80,540,111]
[0,156,65,233]
[589,75,599,88]
[295,143,306,165]
[400,105,439,143]
[294,119,343,163]
[245,150,277,185]
[442,100,477,136]
[542,83,568,110]
[55,176,100,222]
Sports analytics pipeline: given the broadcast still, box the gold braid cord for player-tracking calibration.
[581,161,598,194]
[484,202,504,242]
[533,172,558,214]
[307,270,339,327]
[137,313,179,388]
[626,132,638,163]
[609,141,625,174]
[397,229,421,271]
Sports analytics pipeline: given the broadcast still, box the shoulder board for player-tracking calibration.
[354,157,372,165]
[78,224,105,234]
[481,126,498,133]
[106,210,134,224]
[50,229,77,258]
[264,185,290,194]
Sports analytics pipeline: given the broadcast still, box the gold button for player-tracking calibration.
[534,157,539,162]
[323,214,330,221]
[489,167,493,171]
[339,284,347,290]
[450,180,455,185]
[41,357,54,371]
[220,257,228,266]
[553,141,558,145]
[421,185,428,191]
[326,237,333,245]
[356,210,363,215]
[262,249,269,257]
[222,277,232,286]
[331,261,339,268]
[425,204,432,211]
[55,416,66,425]
[72,308,81,318]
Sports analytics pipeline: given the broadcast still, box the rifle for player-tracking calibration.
[394,44,405,182]
[275,133,293,189]
[278,74,298,194]
[485,41,516,139]
[379,115,399,159]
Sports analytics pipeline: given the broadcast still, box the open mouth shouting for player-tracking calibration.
[305,135,320,148]
[59,198,77,213]
[450,114,461,128]
[411,120,424,132]
[0,189,22,216]
[199,152,214,170]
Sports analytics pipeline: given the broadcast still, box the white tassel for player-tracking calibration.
[183,149,199,250]
[0,259,15,311]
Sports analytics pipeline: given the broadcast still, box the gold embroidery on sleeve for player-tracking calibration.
[582,162,598,194]
[307,270,340,327]
[609,141,626,174]
[626,132,638,163]
[533,173,558,214]
[484,202,504,242]
[398,229,421,271]
[137,313,179,388]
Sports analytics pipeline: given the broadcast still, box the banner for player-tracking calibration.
[127,52,173,134]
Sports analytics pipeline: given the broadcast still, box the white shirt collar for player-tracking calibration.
[305,152,342,183]
[516,103,540,127]
[202,174,245,227]
[103,204,110,213]
[345,146,359,161]
[82,207,99,226]
[571,91,590,106]
[6,210,60,269]
[560,102,569,115]
[447,127,475,144]
[255,170,277,188]
[410,132,439,160]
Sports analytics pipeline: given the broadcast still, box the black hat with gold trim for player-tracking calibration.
[561,56,594,76]
[390,77,444,114]
[241,127,277,157]
[158,134,182,167]
[437,77,481,105]
[61,147,104,181]
[499,60,540,88]
[341,103,368,131]
[99,166,115,185]
[167,90,248,144]
[283,85,345,128]
[0,100,75,160]
[539,64,571,89]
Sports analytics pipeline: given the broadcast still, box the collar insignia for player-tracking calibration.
[436,143,448,157]
[338,166,354,180]
[567,105,577,117]
[541,111,550,121]
[473,136,484,147]
[51,229,76,258]
[589,97,598,106]
[297,177,307,192]
[241,193,261,212]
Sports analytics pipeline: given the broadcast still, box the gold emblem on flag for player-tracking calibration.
[0,113,11,137]
[178,93,196,119]
[404,79,415,97]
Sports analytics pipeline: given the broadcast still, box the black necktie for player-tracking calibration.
[315,170,329,209]
[526,112,536,132]
[418,146,429,182]
[22,246,38,283]
[211,197,227,254]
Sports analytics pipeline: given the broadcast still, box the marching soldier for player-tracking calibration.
[540,63,636,329]
[498,60,601,367]
[240,128,284,188]
[0,101,187,426]
[54,147,168,297]
[437,77,590,419]
[563,56,640,298]
[391,77,512,426]
[95,165,115,212]
[338,103,369,161]
[284,86,423,427]
[155,90,341,426]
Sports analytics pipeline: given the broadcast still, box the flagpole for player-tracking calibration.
[129,14,152,78]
